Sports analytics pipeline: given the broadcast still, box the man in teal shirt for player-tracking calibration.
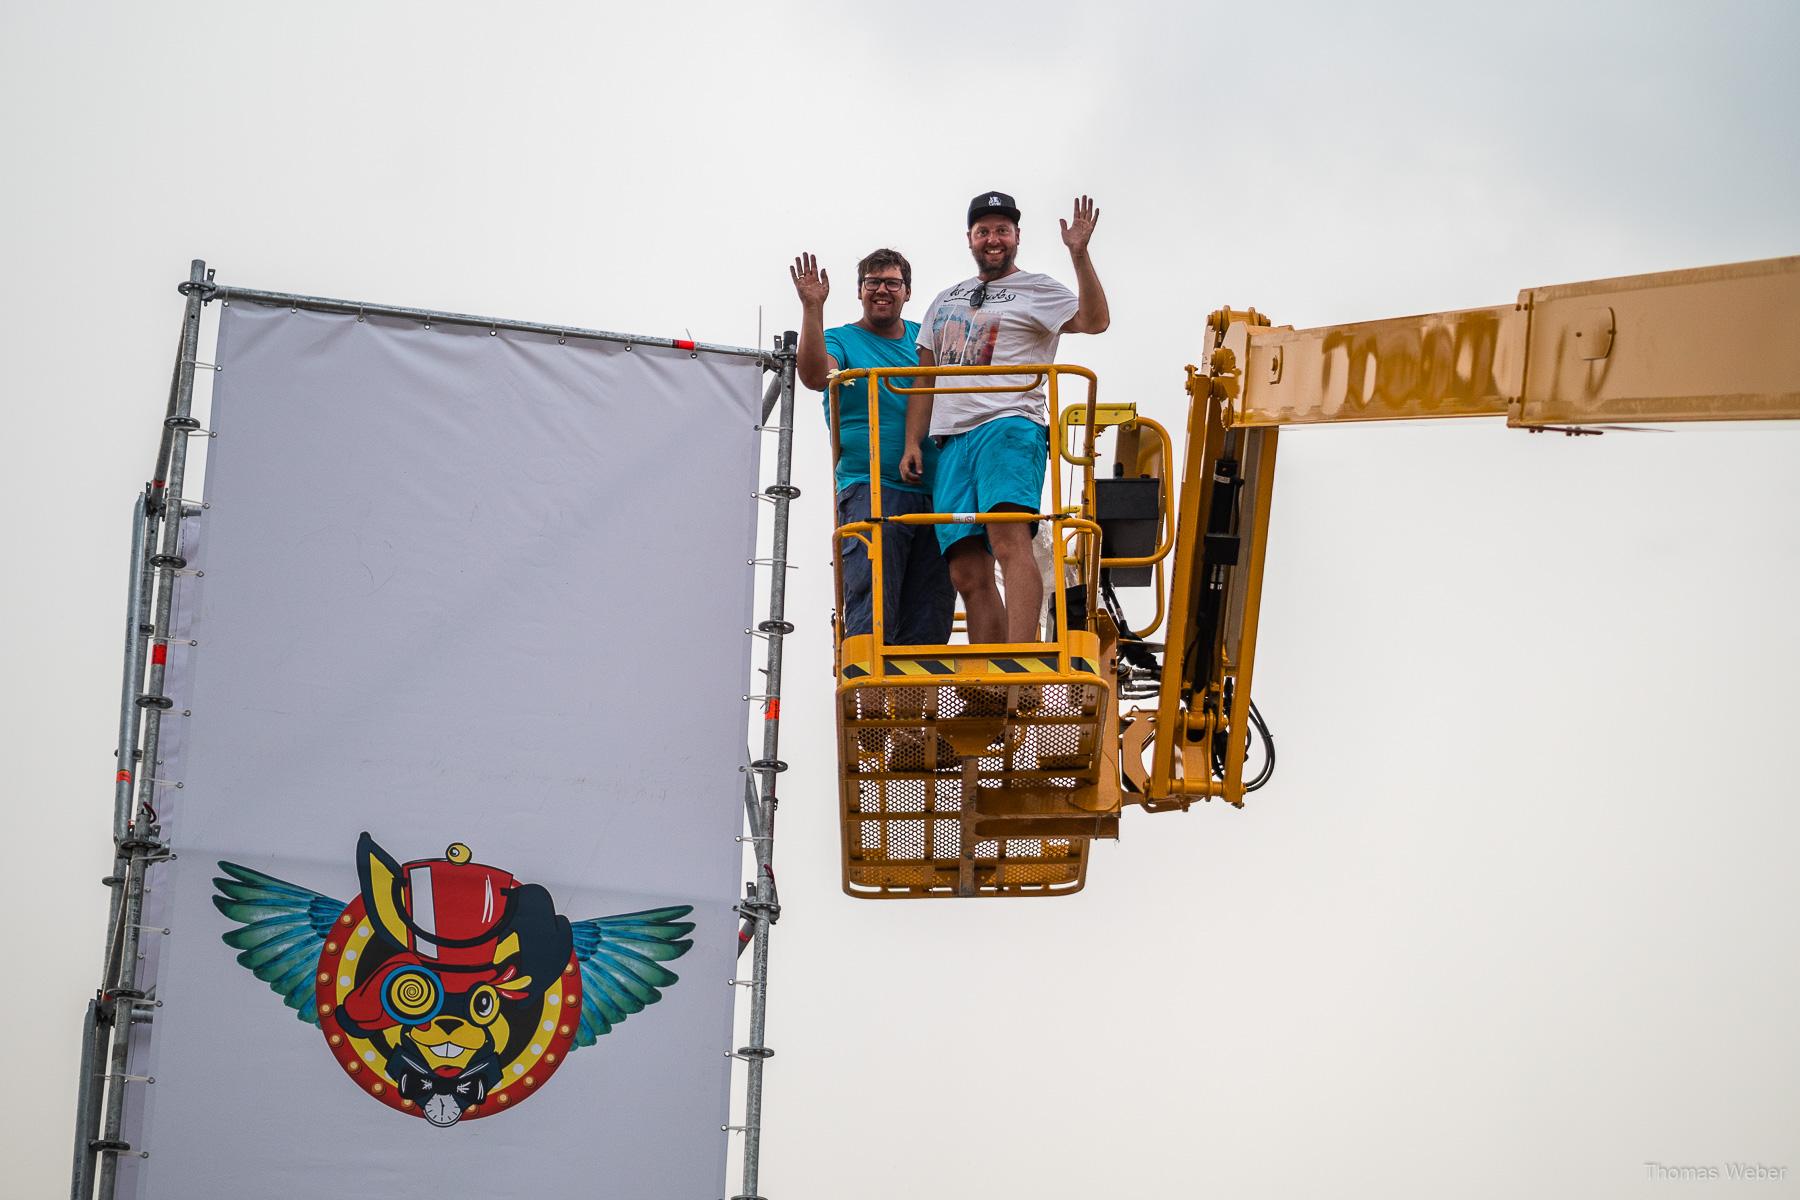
[791,247,953,643]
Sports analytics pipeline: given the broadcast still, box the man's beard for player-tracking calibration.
[863,302,904,332]
[972,247,1016,279]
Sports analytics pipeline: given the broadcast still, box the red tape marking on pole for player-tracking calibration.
[116,769,133,783]
[764,698,780,720]
[152,644,169,665]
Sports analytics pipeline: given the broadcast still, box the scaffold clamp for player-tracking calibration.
[727,1046,774,1061]
[734,896,781,924]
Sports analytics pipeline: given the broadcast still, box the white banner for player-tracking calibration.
[117,301,762,1199]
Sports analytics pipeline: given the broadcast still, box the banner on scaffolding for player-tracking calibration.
[115,301,762,1199]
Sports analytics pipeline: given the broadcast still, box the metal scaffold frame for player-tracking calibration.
[70,260,797,1200]
[731,330,797,1200]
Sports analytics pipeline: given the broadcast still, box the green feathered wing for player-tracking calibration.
[212,861,345,1025]
[567,906,695,1049]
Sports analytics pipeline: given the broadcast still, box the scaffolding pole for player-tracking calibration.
[210,284,769,361]
[75,258,211,1200]
[734,331,797,1200]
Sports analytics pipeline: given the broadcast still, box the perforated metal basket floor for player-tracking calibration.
[838,672,1117,898]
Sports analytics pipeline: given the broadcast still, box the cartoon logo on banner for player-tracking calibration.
[213,833,694,1128]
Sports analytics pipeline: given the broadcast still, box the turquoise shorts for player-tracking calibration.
[932,416,1049,553]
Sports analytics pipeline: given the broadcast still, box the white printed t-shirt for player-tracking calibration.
[915,270,1079,437]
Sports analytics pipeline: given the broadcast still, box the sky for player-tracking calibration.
[5,1,1798,1197]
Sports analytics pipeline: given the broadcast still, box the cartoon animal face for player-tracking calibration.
[402,992,506,1072]
[388,981,515,1127]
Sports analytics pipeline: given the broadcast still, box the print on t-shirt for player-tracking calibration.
[916,271,1078,437]
[926,282,1020,366]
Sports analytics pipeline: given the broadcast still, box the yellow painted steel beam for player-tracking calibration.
[1232,255,1800,428]
[1236,304,1521,427]
[1144,367,1229,801]
[1511,255,1800,426]
[1218,428,1278,807]
[1063,403,1142,427]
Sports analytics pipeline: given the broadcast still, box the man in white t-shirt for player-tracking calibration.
[899,191,1110,645]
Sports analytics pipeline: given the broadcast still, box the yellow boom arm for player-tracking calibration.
[1132,255,1800,812]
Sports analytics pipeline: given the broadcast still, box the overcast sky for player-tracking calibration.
[6,2,1798,1197]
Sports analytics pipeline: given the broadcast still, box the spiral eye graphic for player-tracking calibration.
[381,966,443,1026]
[469,984,500,1026]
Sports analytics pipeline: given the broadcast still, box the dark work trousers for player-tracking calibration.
[836,482,955,644]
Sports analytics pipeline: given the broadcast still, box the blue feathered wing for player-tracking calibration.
[567,906,695,1050]
[212,861,345,1025]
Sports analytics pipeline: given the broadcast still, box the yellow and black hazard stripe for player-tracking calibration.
[988,656,1099,676]
[840,656,1099,681]
[840,658,959,680]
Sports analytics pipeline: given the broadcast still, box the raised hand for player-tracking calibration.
[790,252,830,308]
[1059,196,1100,257]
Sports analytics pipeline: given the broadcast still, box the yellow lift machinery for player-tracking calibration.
[830,254,1800,899]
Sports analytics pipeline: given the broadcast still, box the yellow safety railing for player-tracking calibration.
[826,363,1102,675]
[1057,405,1174,639]
[1059,412,1175,571]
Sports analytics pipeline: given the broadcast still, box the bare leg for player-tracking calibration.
[988,521,1044,644]
[947,541,1005,644]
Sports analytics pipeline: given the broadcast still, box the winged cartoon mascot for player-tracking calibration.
[213,832,694,1127]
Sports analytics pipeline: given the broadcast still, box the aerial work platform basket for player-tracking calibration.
[836,630,1115,897]
[830,363,1154,898]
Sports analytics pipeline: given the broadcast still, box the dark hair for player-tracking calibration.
[857,248,912,288]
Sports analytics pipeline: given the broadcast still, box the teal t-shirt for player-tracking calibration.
[823,319,937,494]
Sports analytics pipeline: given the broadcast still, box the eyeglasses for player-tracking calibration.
[968,284,988,310]
[860,277,906,293]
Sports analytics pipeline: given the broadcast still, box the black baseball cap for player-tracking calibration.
[968,190,1021,227]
